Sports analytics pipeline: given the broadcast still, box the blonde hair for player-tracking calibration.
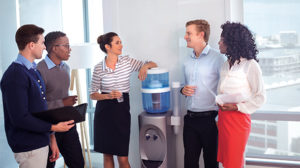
[186,19,210,43]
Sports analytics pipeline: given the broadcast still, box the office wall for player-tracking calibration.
[0,0,63,167]
[0,0,19,167]
[102,0,227,167]
[0,0,18,71]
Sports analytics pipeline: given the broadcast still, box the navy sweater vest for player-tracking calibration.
[1,63,52,152]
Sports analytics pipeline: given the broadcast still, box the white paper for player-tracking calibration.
[215,93,248,105]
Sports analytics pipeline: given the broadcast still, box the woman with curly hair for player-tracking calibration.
[216,22,266,168]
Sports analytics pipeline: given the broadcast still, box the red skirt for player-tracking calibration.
[217,110,251,168]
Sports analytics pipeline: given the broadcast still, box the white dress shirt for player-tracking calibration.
[217,58,266,114]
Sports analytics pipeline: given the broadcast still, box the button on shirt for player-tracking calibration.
[1,54,51,153]
[15,54,46,101]
[184,45,226,112]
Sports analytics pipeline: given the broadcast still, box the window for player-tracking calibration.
[61,0,85,43]
[244,0,300,160]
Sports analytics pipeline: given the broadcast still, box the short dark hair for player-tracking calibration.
[45,31,66,54]
[15,24,44,50]
[221,21,259,67]
[186,19,210,43]
[97,32,118,53]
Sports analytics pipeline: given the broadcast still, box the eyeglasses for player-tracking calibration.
[54,44,70,49]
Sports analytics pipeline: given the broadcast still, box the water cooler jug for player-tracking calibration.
[139,68,181,168]
[141,68,170,113]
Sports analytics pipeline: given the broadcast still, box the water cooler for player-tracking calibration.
[139,68,181,168]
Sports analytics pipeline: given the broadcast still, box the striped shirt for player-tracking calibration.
[90,55,145,94]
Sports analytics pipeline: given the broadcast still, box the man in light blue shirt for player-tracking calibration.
[181,19,226,168]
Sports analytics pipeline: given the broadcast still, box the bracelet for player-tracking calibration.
[180,87,184,95]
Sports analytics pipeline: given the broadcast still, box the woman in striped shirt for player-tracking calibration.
[90,32,157,168]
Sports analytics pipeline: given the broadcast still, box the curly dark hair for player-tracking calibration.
[221,22,258,67]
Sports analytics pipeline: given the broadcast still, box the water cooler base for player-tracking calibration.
[139,111,176,168]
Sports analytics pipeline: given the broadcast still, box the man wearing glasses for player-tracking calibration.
[37,31,84,168]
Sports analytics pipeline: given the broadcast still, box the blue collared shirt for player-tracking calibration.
[184,45,226,112]
[44,55,65,69]
[14,54,37,70]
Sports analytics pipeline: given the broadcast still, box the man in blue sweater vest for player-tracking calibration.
[0,24,75,168]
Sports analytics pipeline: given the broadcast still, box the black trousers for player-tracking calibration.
[183,110,219,168]
[47,126,84,168]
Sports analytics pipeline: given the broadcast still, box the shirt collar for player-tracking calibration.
[102,56,119,72]
[14,54,36,70]
[191,44,211,59]
[102,57,106,71]
[45,55,65,69]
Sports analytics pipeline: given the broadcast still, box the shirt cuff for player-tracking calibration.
[236,103,240,111]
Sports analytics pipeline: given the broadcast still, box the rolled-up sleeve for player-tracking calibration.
[128,56,145,72]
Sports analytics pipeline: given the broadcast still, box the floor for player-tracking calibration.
[56,151,103,168]
[55,152,279,168]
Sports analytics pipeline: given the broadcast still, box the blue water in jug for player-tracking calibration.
[141,68,170,113]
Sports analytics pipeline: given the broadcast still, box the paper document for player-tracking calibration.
[215,93,248,105]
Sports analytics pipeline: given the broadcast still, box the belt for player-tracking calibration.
[187,110,218,118]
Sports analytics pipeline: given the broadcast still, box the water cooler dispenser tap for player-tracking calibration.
[145,134,151,141]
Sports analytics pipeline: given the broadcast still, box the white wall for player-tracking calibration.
[0,0,63,167]
[0,0,18,71]
[0,0,19,167]
[102,0,228,167]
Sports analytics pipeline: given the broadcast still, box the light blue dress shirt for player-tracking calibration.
[44,55,65,69]
[184,45,226,112]
[14,54,36,70]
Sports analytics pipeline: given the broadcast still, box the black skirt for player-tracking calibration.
[93,93,130,156]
